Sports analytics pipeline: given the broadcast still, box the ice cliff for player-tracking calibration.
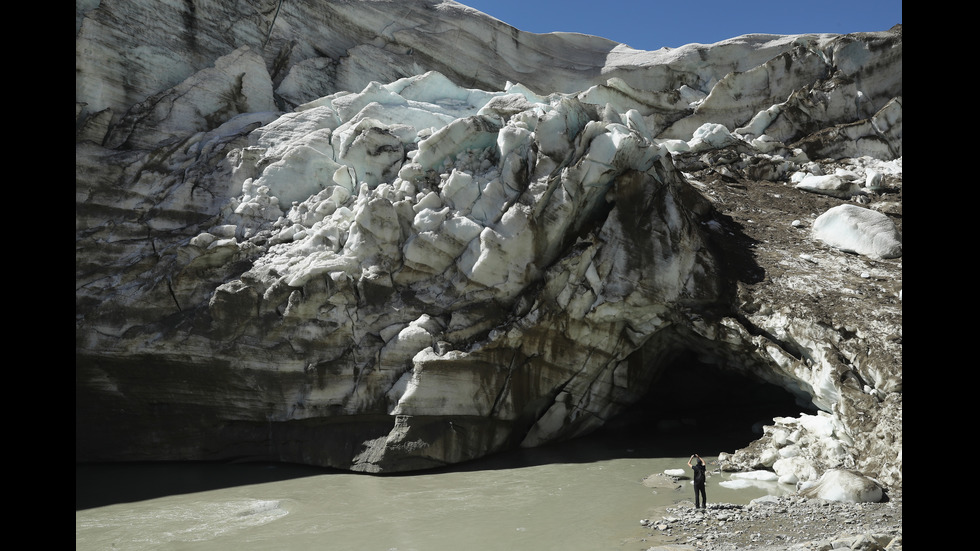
[76,0,902,488]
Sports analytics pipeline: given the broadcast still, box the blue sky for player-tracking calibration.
[460,1,902,51]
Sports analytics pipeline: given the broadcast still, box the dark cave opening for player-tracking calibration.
[75,356,822,510]
[593,354,820,458]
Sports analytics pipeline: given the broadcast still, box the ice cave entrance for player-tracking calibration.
[595,353,819,456]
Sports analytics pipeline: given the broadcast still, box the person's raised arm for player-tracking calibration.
[688,455,695,467]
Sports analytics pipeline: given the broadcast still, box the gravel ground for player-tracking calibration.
[633,491,902,550]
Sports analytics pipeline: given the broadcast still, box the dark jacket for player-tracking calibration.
[692,462,706,486]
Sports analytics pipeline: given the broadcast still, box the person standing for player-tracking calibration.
[688,454,707,509]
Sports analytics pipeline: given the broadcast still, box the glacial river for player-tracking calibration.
[76,422,796,551]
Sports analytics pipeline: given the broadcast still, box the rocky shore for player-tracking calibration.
[635,492,902,550]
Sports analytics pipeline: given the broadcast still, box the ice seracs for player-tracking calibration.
[76,1,901,489]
